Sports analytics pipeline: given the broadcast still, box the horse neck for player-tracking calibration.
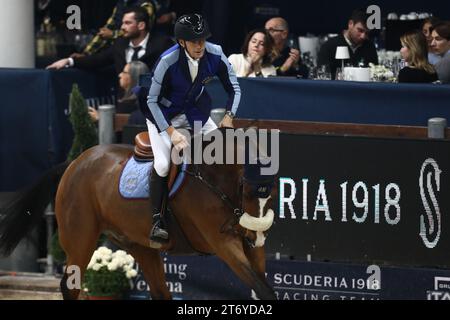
[197,162,242,201]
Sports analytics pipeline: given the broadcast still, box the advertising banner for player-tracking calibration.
[128,255,450,300]
[268,133,450,268]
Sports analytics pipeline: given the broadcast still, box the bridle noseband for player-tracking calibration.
[183,165,275,248]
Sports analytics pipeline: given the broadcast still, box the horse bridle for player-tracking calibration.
[184,165,245,222]
[183,165,274,247]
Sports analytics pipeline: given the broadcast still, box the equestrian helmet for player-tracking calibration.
[174,14,211,41]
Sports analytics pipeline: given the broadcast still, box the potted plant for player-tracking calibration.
[82,247,138,300]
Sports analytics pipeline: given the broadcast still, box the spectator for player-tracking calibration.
[228,29,276,77]
[422,17,441,65]
[46,7,173,79]
[264,17,308,78]
[88,61,149,125]
[152,0,177,36]
[398,31,437,83]
[430,22,450,83]
[72,0,156,58]
[318,9,378,78]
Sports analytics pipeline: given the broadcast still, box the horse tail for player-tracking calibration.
[0,161,70,256]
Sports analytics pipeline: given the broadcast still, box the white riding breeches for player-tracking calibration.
[147,114,218,177]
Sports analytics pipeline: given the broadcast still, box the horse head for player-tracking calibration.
[239,129,278,247]
[184,127,278,248]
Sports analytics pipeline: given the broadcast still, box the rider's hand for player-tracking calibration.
[46,58,70,70]
[169,129,189,151]
[219,114,234,128]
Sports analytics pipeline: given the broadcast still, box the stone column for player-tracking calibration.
[0,0,34,68]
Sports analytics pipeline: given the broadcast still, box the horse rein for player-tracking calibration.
[183,165,245,232]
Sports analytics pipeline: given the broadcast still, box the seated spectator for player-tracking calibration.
[265,17,308,78]
[89,61,149,125]
[421,17,441,64]
[318,9,378,78]
[398,31,437,83]
[47,7,173,77]
[430,22,450,83]
[72,0,156,58]
[152,0,177,36]
[228,29,276,78]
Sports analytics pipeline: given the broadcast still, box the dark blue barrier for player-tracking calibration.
[0,68,115,191]
[128,255,450,300]
[0,69,51,192]
[207,78,450,126]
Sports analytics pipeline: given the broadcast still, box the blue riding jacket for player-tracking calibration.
[145,42,241,132]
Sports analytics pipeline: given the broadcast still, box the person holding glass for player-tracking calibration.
[398,31,438,83]
[228,29,276,78]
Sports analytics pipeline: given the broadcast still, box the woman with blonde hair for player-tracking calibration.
[398,30,438,83]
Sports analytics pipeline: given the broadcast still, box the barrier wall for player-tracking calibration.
[128,255,450,300]
[126,131,450,300]
[0,68,115,191]
[208,78,450,126]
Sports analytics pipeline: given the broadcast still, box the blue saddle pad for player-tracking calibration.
[119,157,152,199]
[119,157,187,199]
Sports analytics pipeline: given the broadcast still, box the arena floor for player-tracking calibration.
[0,272,62,300]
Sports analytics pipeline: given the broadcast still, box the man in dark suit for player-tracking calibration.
[317,9,378,78]
[47,6,173,75]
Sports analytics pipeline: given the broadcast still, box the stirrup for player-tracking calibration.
[150,221,169,243]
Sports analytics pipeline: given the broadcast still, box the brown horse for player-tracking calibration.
[0,128,277,300]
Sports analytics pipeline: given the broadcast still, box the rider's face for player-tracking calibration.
[180,39,206,60]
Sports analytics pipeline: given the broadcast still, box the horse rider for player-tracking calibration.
[145,13,241,244]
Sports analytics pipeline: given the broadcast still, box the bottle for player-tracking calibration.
[36,23,46,57]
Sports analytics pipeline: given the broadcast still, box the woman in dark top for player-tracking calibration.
[398,31,438,83]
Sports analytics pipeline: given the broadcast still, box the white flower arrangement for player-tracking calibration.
[83,246,138,297]
[369,63,396,82]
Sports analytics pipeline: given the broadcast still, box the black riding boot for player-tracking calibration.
[149,168,169,243]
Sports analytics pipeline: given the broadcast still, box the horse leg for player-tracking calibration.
[57,206,100,300]
[215,238,276,300]
[244,243,267,282]
[126,245,171,300]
